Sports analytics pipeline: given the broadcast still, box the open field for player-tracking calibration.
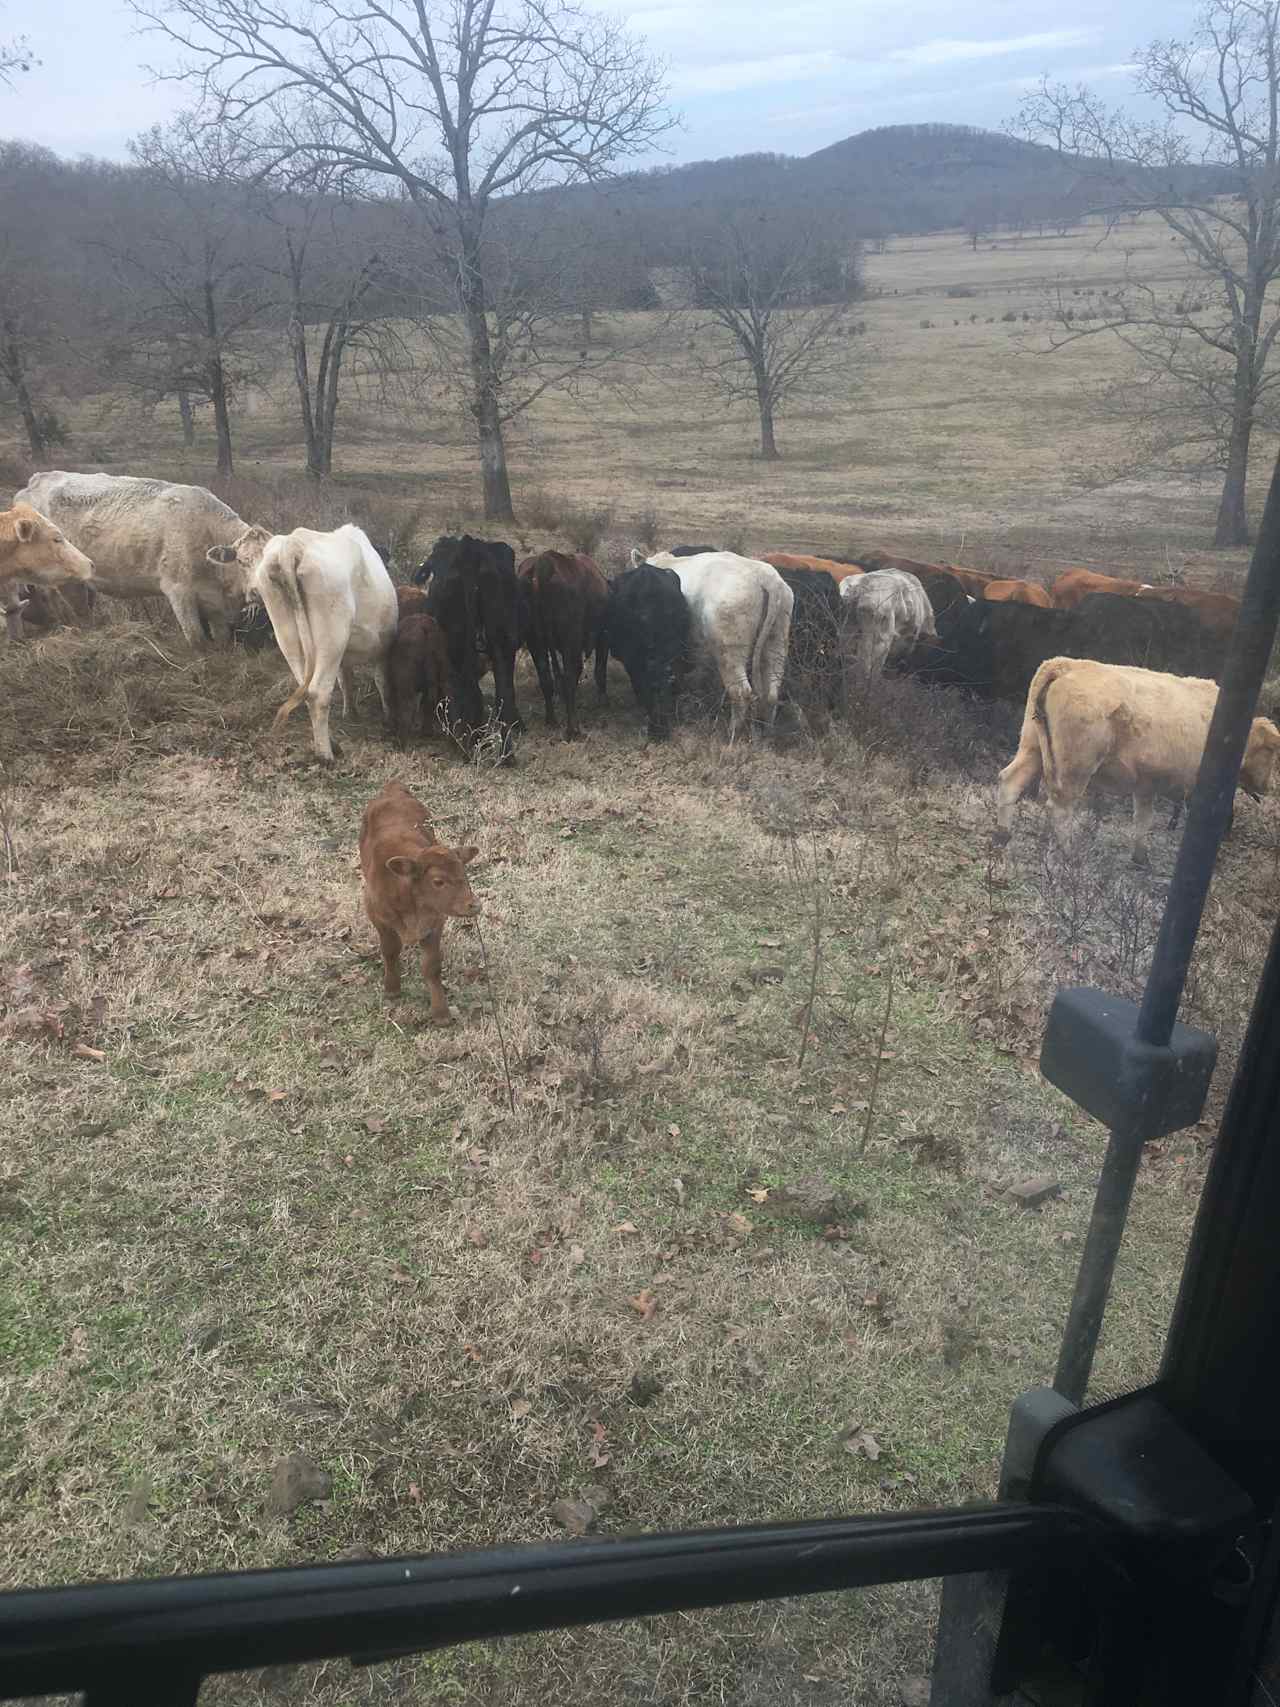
[2,218,1278,1704]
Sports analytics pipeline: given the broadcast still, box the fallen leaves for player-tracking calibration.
[629,1288,658,1321]
[70,1043,106,1063]
[612,1220,639,1236]
[746,1187,770,1204]
[509,1398,532,1421]
[841,1423,883,1462]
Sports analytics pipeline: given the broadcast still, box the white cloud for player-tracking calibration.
[889,29,1098,68]
[673,50,842,95]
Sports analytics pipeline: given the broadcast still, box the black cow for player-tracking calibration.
[774,565,847,720]
[668,543,721,557]
[904,599,1072,701]
[1071,592,1224,681]
[413,534,522,755]
[599,564,690,740]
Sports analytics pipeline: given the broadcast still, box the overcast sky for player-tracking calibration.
[1,0,1192,166]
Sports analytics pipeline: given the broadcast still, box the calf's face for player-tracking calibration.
[0,506,94,585]
[206,525,273,597]
[383,844,481,937]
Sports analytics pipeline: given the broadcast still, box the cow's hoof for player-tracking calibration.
[429,1011,456,1027]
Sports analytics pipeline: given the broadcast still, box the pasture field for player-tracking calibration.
[2,219,1278,1705]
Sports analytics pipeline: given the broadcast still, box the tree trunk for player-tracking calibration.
[289,311,321,479]
[203,280,233,477]
[1215,404,1253,547]
[458,223,515,522]
[209,354,233,477]
[177,385,195,447]
[2,319,46,459]
[756,376,779,460]
[317,319,347,480]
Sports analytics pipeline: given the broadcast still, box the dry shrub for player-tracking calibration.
[844,671,1016,785]
[209,472,430,566]
[0,446,32,499]
[632,504,662,550]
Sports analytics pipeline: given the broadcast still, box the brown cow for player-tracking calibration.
[1137,584,1240,642]
[388,611,451,740]
[517,549,609,739]
[0,503,95,638]
[984,578,1053,608]
[358,780,479,1021]
[1050,567,1148,609]
[762,551,863,584]
[945,565,996,597]
[396,583,429,619]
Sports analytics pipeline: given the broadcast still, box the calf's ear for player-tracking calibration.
[458,845,479,864]
[207,545,236,565]
[15,515,35,543]
[386,855,420,878]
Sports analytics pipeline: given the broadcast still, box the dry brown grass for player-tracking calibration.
[1,217,1276,1705]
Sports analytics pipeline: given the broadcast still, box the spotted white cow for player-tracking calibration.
[839,567,936,675]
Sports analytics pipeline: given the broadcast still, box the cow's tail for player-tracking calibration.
[270,541,316,727]
[747,582,774,692]
[1026,656,1075,787]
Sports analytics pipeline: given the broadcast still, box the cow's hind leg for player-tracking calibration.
[556,646,585,740]
[303,657,343,763]
[594,635,609,703]
[372,658,393,727]
[994,739,1042,845]
[720,650,753,745]
[1130,785,1156,869]
[531,643,557,727]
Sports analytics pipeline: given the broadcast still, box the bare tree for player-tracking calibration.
[105,116,273,474]
[686,217,860,459]
[1014,0,1280,546]
[133,0,671,521]
[0,143,82,458]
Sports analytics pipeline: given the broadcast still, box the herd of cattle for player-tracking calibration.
[1,469,1277,869]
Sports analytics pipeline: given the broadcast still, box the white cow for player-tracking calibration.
[14,471,269,647]
[838,568,936,675]
[213,524,397,763]
[638,549,793,740]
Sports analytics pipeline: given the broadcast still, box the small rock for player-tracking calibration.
[748,965,786,985]
[628,1368,664,1407]
[269,1453,333,1517]
[550,1496,599,1536]
[335,1545,378,1562]
[1007,1176,1063,1211]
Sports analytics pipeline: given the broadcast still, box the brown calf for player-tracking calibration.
[984,577,1052,608]
[359,780,479,1021]
[517,549,609,739]
[388,612,451,740]
[396,584,429,619]
[1050,567,1146,609]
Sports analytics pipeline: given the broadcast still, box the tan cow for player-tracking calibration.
[984,577,1053,608]
[1050,567,1148,609]
[359,780,480,1022]
[0,503,94,637]
[995,657,1280,866]
[15,472,269,647]
[762,551,863,585]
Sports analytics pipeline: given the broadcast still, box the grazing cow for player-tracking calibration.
[413,535,521,756]
[774,565,848,719]
[388,612,451,741]
[984,577,1052,608]
[516,549,609,740]
[1137,584,1241,643]
[3,576,97,640]
[853,550,969,619]
[15,471,268,647]
[1050,567,1148,609]
[0,503,95,638]
[763,551,864,586]
[1071,593,1224,682]
[995,657,1280,865]
[907,599,1073,701]
[946,565,997,597]
[600,563,690,740]
[839,567,936,675]
[220,524,397,763]
[642,549,793,740]
[359,780,480,1021]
